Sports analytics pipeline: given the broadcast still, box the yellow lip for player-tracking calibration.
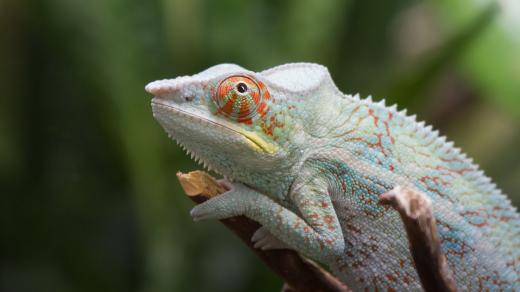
[239,130,278,154]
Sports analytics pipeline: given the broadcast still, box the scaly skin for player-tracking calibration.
[147,63,519,290]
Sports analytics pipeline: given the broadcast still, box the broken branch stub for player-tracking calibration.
[379,186,458,292]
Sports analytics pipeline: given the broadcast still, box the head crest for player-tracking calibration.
[259,63,332,93]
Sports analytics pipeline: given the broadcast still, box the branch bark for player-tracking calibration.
[176,171,350,292]
[379,186,458,292]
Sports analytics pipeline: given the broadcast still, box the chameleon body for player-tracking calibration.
[146,63,519,290]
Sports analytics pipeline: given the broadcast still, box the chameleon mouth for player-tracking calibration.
[151,99,277,154]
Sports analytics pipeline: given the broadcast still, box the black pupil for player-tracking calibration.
[236,82,248,93]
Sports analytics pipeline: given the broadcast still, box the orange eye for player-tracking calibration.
[213,75,269,123]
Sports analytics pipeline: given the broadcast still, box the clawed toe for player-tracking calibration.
[251,226,289,250]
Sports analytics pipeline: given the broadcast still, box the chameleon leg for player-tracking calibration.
[191,173,345,262]
[189,182,252,221]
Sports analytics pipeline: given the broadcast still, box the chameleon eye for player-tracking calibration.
[236,82,248,93]
[213,75,270,123]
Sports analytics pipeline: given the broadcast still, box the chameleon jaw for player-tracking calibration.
[151,99,278,154]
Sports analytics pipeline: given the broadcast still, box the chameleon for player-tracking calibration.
[146,63,519,290]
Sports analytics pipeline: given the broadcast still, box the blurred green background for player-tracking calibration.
[1,0,519,291]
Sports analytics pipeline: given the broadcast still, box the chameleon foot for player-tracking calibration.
[251,226,290,250]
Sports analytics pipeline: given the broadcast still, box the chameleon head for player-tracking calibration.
[146,63,337,185]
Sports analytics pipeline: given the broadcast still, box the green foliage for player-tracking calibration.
[1,0,518,291]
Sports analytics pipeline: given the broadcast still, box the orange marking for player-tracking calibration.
[368,108,379,127]
[218,96,237,116]
[257,102,268,117]
[403,276,411,284]
[238,99,250,117]
[383,120,395,144]
[386,274,397,283]
[309,213,319,219]
[250,88,259,103]
[324,238,334,246]
[324,215,333,224]
[240,118,252,125]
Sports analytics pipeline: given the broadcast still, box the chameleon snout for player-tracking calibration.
[145,76,198,102]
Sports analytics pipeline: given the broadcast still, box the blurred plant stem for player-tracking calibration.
[160,0,205,71]
[387,2,498,109]
[85,1,180,291]
[282,0,351,65]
